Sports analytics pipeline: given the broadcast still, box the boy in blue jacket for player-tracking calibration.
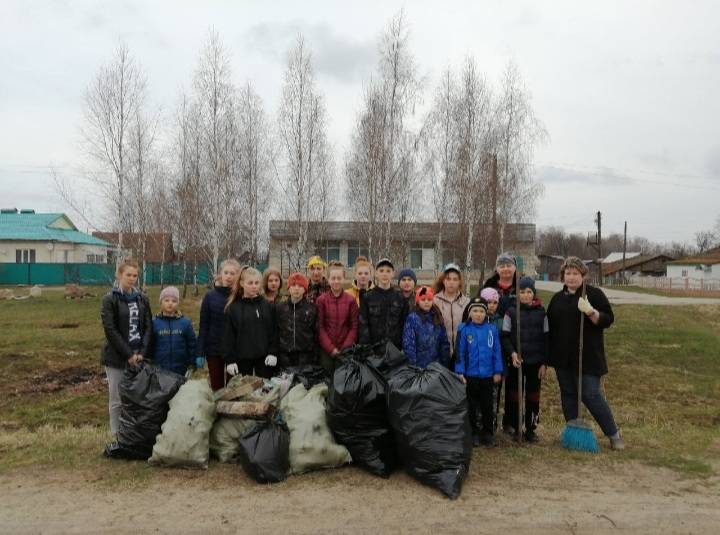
[402,286,450,368]
[150,286,200,376]
[456,297,503,447]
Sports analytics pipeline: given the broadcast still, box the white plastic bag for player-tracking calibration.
[280,383,351,474]
[149,379,216,469]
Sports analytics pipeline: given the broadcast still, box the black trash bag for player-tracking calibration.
[238,420,290,483]
[285,364,329,390]
[366,341,407,379]
[103,441,149,461]
[104,363,185,460]
[387,362,472,499]
[327,345,400,478]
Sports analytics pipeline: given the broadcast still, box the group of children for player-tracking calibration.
[114,253,549,449]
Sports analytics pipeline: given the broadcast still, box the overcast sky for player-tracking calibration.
[1,0,719,244]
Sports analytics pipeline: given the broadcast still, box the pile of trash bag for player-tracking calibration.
[237,420,290,483]
[209,417,256,463]
[387,362,472,499]
[326,344,402,477]
[104,363,185,460]
[209,375,283,463]
[281,382,351,474]
[284,364,329,390]
[148,378,216,469]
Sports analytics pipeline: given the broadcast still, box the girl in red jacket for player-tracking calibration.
[316,261,359,373]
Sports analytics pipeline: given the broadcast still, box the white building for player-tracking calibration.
[666,249,720,281]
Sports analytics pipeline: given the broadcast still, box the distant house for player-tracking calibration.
[268,220,537,281]
[537,254,565,281]
[666,248,720,281]
[0,208,110,264]
[602,254,674,282]
[601,251,642,264]
[92,232,174,264]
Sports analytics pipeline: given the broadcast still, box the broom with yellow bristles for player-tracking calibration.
[560,283,600,453]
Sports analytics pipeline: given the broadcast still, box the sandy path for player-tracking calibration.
[1,460,717,534]
[535,281,720,305]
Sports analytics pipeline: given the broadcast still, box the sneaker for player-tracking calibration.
[610,436,626,451]
[502,424,516,436]
[472,434,481,447]
[524,431,539,443]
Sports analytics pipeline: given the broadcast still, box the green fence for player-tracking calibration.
[0,262,216,286]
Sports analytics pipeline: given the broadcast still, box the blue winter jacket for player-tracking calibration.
[402,309,451,369]
[150,313,197,375]
[198,286,231,357]
[455,321,504,379]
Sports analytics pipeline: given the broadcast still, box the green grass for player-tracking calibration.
[606,285,720,298]
[1,285,718,483]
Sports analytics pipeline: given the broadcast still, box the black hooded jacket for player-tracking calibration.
[223,295,278,363]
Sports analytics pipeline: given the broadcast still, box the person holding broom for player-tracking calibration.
[547,256,625,451]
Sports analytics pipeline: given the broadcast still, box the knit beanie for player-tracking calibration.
[480,287,500,302]
[415,285,434,303]
[287,272,309,291]
[398,268,417,284]
[159,286,180,303]
[519,276,536,294]
[495,252,517,267]
[307,255,327,269]
[465,297,488,317]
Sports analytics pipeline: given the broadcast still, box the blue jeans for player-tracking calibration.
[555,368,618,437]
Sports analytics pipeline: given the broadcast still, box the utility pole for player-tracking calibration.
[596,211,602,263]
[586,211,603,283]
[622,221,627,283]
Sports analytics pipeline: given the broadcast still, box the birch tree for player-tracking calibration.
[345,10,422,261]
[236,82,273,264]
[277,35,335,270]
[81,43,147,265]
[493,60,547,251]
[422,67,459,270]
[452,57,493,276]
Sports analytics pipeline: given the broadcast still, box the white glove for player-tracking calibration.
[577,296,595,316]
[226,363,239,376]
[264,355,278,367]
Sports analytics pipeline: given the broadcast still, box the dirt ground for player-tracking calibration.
[1,460,717,534]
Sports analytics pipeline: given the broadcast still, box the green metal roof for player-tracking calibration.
[0,212,111,246]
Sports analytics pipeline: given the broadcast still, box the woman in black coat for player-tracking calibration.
[100,258,152,436]
[546,257,624,450]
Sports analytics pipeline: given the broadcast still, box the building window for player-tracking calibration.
[87,254,104,264]
[410,242,435,270]
[15,249,36,264]
[442,248,458,266]
[318,241,341,263]
[681,269,688,277]
[347,241,369,267]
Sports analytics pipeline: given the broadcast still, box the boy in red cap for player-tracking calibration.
[274,272,318,368]
[401,286,450,369]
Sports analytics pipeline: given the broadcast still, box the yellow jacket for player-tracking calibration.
[345,280,375,306]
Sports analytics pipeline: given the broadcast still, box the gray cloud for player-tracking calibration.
[241,21,376,82]
[704,146,720,178]
[536,165,628,187]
